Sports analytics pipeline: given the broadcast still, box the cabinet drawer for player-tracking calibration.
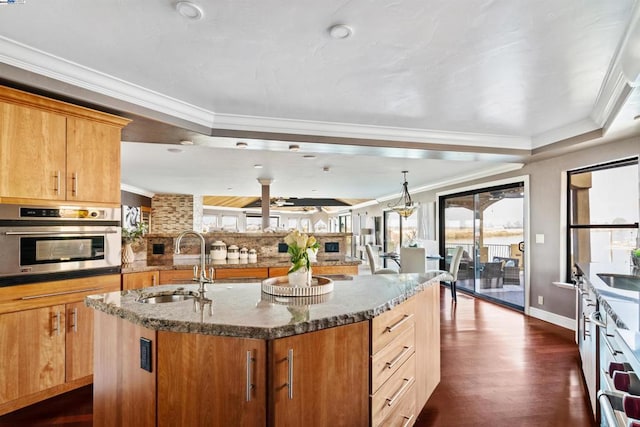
[215,268,268,280]
[372,298,416,355]
[372,354,416,427]
[378,381,416,427]
[158,269,195,285]
[371,325,415,393]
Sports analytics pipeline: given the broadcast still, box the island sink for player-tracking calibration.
[597,273,640,292]
[138,294,196,304]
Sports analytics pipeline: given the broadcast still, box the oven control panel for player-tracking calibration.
[20,207,104,219]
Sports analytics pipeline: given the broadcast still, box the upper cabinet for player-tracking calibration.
[0,85,130,206]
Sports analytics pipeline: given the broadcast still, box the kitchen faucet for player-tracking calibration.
[174,230,213,296]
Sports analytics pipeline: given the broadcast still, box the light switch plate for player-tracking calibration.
[535,234,545,244]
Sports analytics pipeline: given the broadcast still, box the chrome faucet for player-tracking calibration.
[174,230,214,296]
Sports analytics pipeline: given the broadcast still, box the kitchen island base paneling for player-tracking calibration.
[88,274,444,426]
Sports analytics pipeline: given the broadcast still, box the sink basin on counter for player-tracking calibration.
[139,294,196,304]
[597,273,640,292]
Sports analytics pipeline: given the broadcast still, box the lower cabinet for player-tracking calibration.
[0,305,66,405]
[158,269,194,285]
[157,332,266,426]
[122,270,159,290]
[0,274,120,415]
[269,321,369,427]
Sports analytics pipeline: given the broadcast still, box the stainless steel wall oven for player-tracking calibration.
[0,204,121,286]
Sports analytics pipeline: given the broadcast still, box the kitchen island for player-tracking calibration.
[86,272,445,427]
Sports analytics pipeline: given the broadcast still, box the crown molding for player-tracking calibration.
[0,36,215,127]
[212,112,532,150]
[120,184,155,198]
[0,36,535,151]
[590,2,640,129]
[531,118,601,149]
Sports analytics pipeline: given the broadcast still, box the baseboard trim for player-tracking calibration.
[528,306,575,331]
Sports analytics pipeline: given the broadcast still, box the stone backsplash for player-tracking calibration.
[145,232,352,266]
[151,194,193,233]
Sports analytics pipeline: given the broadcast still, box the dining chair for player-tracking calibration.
[435,245,464,303]
[365,244,398,275]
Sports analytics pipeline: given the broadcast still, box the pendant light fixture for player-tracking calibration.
[388,171,416,218]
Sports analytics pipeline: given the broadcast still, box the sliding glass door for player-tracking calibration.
[440,182,525,310]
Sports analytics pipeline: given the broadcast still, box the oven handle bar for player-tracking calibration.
[20,287,103,300]
[598,390,625,427]
[4,230,118,236]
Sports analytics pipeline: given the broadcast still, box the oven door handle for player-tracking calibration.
[598,390,625,427]
[4,230,118,236]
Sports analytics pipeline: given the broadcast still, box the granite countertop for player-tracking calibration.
[86,272,445,340]
[577,262,640,330]
[121,256,361,274]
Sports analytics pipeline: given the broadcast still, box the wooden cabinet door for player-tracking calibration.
[65,301,94,382]
[93,311,157,427]
[414,284,440,409]
[157,331,266,427]
[66,117,121,204]
[0,101,66,200]
[215,267,268,280]
[158,269,195,285]
[0,305,66,404]
[269,321,369,427]
[122,271,159,290]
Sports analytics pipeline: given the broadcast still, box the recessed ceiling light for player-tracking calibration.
[167,148,183,153]
[311,189,318,192]
[328,24,353,39]
[179,140,193,145]
[254,164,263,169]
[303,155,316,159]
[323,166,330,172]
[289,144,300,152]
[236,141,248,148]
[634,114,640,121]
[227,187,233,191]
[176,1,204,20]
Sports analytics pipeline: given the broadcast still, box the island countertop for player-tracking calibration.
[86,272,445,340]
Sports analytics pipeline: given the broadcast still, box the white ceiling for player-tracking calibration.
[0,0,639,202]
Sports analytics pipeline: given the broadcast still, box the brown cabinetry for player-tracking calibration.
[158,269,194,285]
[216,267,268,280]
[123,270,159,290]
[0,85,129,205]
[371,297,417,426]
[269,321,369,427]
[157,332,266,426]
[268,264,358,278]
[0,305,66,406]
[0,274,120,415]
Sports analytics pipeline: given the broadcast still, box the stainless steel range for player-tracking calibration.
[0,204,121,286]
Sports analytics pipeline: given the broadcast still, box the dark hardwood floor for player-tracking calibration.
[0,286,595,427]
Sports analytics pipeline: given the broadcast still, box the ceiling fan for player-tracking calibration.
[271,197,294,207]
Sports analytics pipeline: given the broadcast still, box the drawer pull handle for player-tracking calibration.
[401,414,414,427]
[21,287,102,300]
[52,310,61,336]
[386,345,413,370]
[70,307,78,333]
[386,314,414,333]
[287,348,294,400]
[386,377,414,407]
[246,350,255,402]
[589,311,607,328]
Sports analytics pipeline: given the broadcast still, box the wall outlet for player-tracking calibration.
[535,234,545,244]
[538,295,544,305]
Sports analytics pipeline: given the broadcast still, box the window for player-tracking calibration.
[567,158,639,278]
[221,215,238,231]
[246,215,280,231]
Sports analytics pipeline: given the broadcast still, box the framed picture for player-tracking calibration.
[122,205,141,230]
